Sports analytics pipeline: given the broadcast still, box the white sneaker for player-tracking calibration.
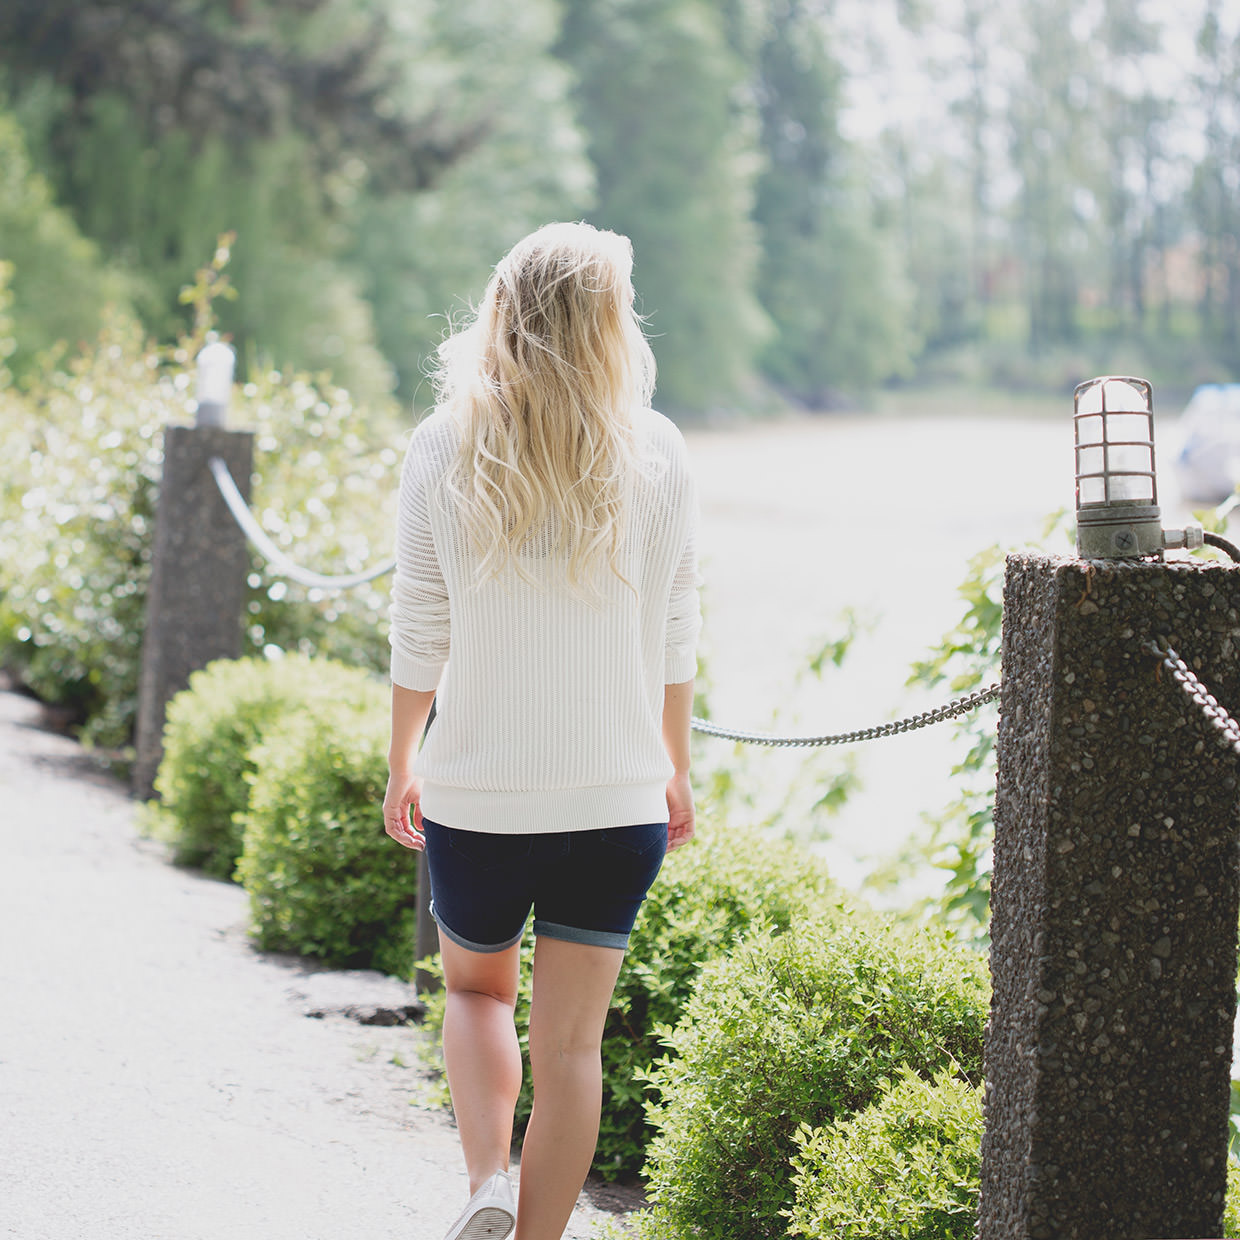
[443,1170,516,1240]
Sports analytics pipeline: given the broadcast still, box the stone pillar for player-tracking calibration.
[132,424,254,799]
[980,552,1240,1240]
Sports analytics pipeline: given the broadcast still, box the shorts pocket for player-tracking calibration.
[445,828,534,873]
[596,822,668,858]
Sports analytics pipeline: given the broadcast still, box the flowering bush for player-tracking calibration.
[0,262,405,754]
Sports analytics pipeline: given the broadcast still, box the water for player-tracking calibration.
[683,409,1200,898]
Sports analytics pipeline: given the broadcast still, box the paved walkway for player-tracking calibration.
[0,686,634,1239]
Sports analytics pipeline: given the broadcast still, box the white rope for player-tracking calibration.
[209,457,395,592]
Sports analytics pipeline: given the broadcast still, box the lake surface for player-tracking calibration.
[683,408,1201,898]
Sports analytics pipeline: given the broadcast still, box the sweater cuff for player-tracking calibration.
[664,648,697,684]
[390,649,445,692]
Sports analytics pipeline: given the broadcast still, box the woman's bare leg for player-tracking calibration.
[515,936,626,1240]
[439,936,524,1194]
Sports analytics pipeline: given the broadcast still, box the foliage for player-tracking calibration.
[0,261,13,386]
[888,513,1071,937]
[1226,1157,1240,1240]
[787,1067,984,1240]
[13,86,398,405]
[3,0,1240,409]
[235,685,417,976]
[633,917,988,1240]
[347,0,593,401]
[899,545,1005,935]
[1192,5,1240,364]
[0,0,478,192]
[886,141,980,356]
[0,312,173,748]
[421,825,844,1178]
[236,363,402,674]
[749,2,915,402]
[0,249,403,753]
[598,827,842,1174]
[151,655,381,880]
[688,611,865,841]
[0,109,133,379]
[4,0,586,403]
[556,0,769,413]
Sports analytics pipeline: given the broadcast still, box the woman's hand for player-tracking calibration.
[383,768,425,851]
[666,770,695,851]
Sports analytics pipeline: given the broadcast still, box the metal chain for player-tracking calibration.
[1143,639,1240,757]
[690,681,1001,748]
[210,457,396,591]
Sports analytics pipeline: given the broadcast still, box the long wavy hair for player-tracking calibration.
[433,221,656,592]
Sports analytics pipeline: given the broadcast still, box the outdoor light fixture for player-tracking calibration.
[1074,375,1202,559]
[195,340,236,428]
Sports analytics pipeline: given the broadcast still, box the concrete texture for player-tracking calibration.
[0,684,638,1239]
[133,424,254,799]
[981,553,1240,1240]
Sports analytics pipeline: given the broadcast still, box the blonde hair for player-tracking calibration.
[433,221,656,592]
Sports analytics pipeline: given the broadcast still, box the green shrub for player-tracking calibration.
[0,313,168,748]
[1226,1159,1240,1239]
[633,918,988,1240]
[787,1066,983,1240]
[235,686,418,977]
[152,655,385,880]
[601,828,843,1175]
[421,825,844,1177]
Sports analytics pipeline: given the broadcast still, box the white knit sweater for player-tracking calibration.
[389,406,701,834]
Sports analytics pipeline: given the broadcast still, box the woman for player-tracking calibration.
[382,221,701,1240]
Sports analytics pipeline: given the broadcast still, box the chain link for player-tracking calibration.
[1143,639,1240,756]
[690,682,1001,748]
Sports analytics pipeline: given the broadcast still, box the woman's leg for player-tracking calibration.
[439,935,524,1194]
[515,936,626,1240]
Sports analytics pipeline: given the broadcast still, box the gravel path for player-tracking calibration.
[0,684,638,1239]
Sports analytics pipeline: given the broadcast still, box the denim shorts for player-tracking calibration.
[422,818,668,953]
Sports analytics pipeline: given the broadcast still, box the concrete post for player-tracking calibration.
[981,552,1240,1240]
[132,424,254,799]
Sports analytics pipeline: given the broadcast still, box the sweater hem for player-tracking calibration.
[420,779,670,834]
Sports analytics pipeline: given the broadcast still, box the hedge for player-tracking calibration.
[633,916,989,1240]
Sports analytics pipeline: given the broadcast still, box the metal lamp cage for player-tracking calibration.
[1074,375,1163,558]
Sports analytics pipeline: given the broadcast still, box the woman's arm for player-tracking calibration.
[383,684,437,851]
[385,425,448,852]
[663,678,695,850]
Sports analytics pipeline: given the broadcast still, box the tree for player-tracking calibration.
[0,0,480,193]
[0,0,586,403]
[748,0,914,401]
[347,0,593,402]
[1094,0,1169,339]
[1190,1,1240,363]
[0,110,135,378]
[1005,0,1104,352]
[556,0,769,413]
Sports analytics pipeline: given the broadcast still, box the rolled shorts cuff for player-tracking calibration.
[533,918,630,951]
[430,900,525,954]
